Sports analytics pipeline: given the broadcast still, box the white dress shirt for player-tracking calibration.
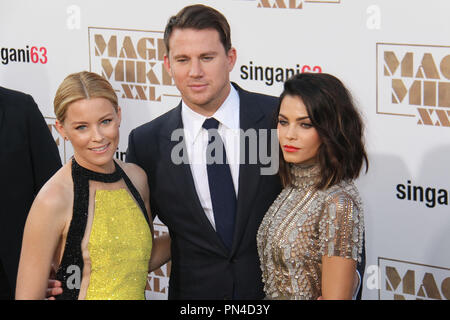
[181,85,240,230]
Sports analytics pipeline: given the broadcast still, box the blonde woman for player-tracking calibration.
[16,71,170,300]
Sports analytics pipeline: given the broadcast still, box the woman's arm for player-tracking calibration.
[319,190,364,300]
[138,170,171,272]
[15,183,67,300]
[122,162,172,273]
[321,256,356,300]
[148,233,171,272]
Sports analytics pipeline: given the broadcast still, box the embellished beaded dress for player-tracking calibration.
[55,159,152,300]
[257,163,364,300]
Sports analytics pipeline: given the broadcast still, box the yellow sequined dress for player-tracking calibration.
[257,163,364,300]
[55,159,152,300]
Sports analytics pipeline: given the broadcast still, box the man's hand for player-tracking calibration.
[46,280,63,300]
[46,266,62,300]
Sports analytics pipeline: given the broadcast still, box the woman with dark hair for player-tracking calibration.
[257,73,368,300]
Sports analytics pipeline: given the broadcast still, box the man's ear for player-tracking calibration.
[227,47,237,72]
[163,55,172,77]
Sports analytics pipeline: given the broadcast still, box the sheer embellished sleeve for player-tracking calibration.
[318,190,364,262]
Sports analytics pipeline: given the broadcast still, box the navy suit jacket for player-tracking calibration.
[126,83,282,299]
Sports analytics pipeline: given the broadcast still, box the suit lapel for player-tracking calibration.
[231,84,266,255]
[160,103,229,254]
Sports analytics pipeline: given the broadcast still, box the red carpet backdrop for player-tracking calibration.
[1,0,449,300]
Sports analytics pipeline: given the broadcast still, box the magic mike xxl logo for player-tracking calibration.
[89,27,179,103]
[379,258,449,300]
[256,0,340,9]
[377,43,450,127]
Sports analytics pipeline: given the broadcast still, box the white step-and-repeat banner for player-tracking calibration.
[1,0,448,300]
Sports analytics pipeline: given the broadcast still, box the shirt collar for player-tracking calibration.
[181,84,240,144]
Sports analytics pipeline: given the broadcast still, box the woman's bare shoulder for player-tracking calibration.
[116,160,148,184]
[116,160,149,198]
[32,162,73,216]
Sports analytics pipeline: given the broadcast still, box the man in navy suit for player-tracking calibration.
[126,4,366,300]
[126,4,282,299]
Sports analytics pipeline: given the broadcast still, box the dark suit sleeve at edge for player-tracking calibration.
[26,94,62,194]
[125,129,138,165]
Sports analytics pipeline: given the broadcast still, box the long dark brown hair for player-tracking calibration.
[277,73,368,189]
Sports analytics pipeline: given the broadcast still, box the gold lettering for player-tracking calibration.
[384,51,413,77]
[416,107,450,127]
[401,52,414,78]
[424,81,436,107]
[257,0,304,8]
[148,276,167,293]
[440,55,450,80]
[121,84,134,99]
[258,0,269,8]
[417,273,442,299]
[439,82,450,108]
[416,53,440,79]
[118,84,163,101]
[158,38,166,61]
[290,0,303,9]
[126,60,135,83]
[392,79,407,103]
[273,0,287,8]
[137,61,146,83]
[153,267,165,277]
[441,277,450,300]
[94,34,117,57]
[93,31,175,99]
[149,86,162,102]
[417,108,434,126]
[384,52,399,76]
[101,58,124,82]
[119,36,137,59]
[153,277,162,293]
[435,110,450,127]
[403,270,415,295]
[137,37,156,60]
[147,62,160,85]
[134,85,148,100]
[385,266,401,291]
[409,81,421,105]
[391,79,421,105]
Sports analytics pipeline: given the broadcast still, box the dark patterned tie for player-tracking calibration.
[202,118,237,250]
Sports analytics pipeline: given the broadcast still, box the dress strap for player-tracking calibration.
[114,164,152,230]
[55,159,91,299]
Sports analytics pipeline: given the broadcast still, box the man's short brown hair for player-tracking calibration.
[164,4,232,54]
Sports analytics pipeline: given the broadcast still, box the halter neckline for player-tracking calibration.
[71,157,122,183]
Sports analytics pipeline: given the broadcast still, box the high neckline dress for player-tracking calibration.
[257,163,364,300]
[55,158,152,300]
